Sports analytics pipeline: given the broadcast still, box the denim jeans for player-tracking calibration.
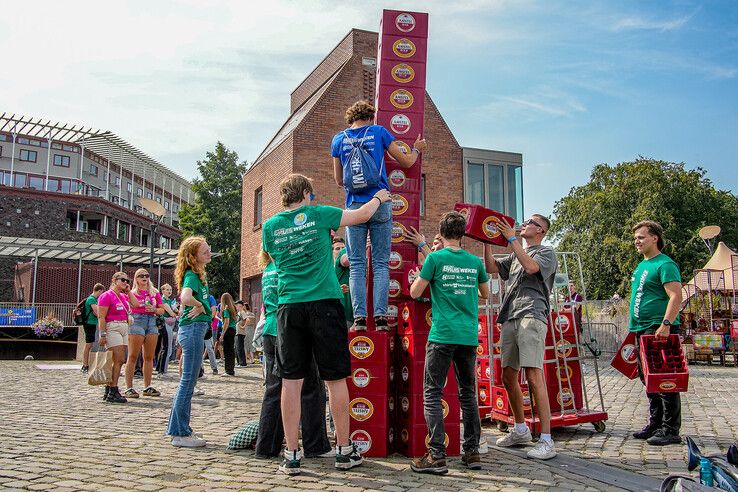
[424,342,481,457]
[167,321,208,436]
[346,201,392,318]
[255,335,331,457]
[203,338,217,372]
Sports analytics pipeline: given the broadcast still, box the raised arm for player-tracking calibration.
[386,134,427,169]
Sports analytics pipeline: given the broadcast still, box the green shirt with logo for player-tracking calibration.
[262,261,279,337]
[262,205,343,304]
[84,295,98,325]
[179,269,212,326]
[419,248,489,346]
[629,253,681,332]
[334,247,353,323]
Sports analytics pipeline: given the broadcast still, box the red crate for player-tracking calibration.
[545,363,583,412]
[639,334,689,393]
[399,331,427,359]
[378,35,428,63]
[390,242,419,265]
[397,393,460,425]
[401,262,429,299]
[546,339,579,363]
[398,301,432,334]
[492,386,510,415]
[396,423,460,458]
[475,338,490,358]
[350,426,394,457]
[391,218,422,246]
[349,394,393,427]
[376,85,426,115]
[348,331,393,364]
[453,203,516,247]
[386,303,400,329]
[390,190,421,220]
[377,59,427,89]
[348,363,395,396]
[478,314,489,339]
[610,331,639,379]
[478,381,492,406]
[476,358,490,382]
[547,311,577,345]
[376,112,424,140]
[492,357,502,385]
[379,9,429,39]
[387,166,422,193]
[491,318,502,344]
[398,359,458,395]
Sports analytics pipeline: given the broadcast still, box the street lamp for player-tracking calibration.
[138,197,167,271]
[698,225,721,255]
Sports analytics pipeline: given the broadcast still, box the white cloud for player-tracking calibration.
[610,9,698,32]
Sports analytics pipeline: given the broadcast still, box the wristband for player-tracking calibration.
[417,241,427,251]
[412,148,421,154]
[507,236,517,244]
[372,196,382,204]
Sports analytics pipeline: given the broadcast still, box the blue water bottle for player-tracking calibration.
[700,457,714,486]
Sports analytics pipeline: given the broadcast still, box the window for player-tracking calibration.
[111,196,119,204]
[114,176,120,187]
[466,162,485,205]
[164,201,170,210]
[506,165,523,224]
[52,143,63,150]
[17,137,29,145]
[254,187,263,226]
[47,178,60,192]
[155,197,161,204]
[127,182,132,193]
[486,164,505,213]
[146,192,153,199]
[60,180,72,194]
[420,174,426,217]
[137,188,143,197]
[62,144,77,153]
[463,155,524,224]
[53,154,70,167]
[28,176,44,190]
[172,203,179,213]
[0,134,9,142]
[89,164,98,176]
[19,149,37,162]
[14,174,27,187]
[117,221,129,241]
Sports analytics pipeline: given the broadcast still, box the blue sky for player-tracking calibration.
[1,1,736,217]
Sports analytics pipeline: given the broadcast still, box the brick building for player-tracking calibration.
[239,29,523,309]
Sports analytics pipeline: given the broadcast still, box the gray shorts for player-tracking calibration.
[501,317,547,370]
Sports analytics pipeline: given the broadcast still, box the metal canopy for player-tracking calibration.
[0,236,179,266]
[0,112,192,195]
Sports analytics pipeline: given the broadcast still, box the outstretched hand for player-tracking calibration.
[493,217,516,240]
[374,189,392,203]
[413,134,427,152]
[405,226,426,247]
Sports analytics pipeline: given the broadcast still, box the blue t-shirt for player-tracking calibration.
[331,124,395,206]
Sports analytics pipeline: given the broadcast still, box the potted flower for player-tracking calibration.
[31,314,64,339]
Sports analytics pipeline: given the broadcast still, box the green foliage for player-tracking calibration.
[549,158,738,299]
[179,142,246,297]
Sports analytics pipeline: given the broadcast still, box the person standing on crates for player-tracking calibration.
[483,214,558,460]
[629,220,683,446]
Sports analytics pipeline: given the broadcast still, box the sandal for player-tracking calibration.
[142,386,161,397]
[124,388,139,398]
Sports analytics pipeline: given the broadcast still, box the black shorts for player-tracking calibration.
[82,323,97,343]
[276,299,350,381]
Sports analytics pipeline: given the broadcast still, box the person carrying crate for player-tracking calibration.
[629,220,683,446]
[483,214,558,460]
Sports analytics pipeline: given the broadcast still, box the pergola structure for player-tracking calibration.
[0,112,192,225]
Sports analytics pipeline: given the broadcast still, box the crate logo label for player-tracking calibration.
[482,216,502,239]
[388,279,402,297]
[349,336,374,359]
[387,305,398,327]
[388,396,395,412]
[390,114,411,134]
[495,395,505,410]
[407,267,419,286]
[351,368,371,388]
[391,194,409,215]
[479,388,488,403]
[391,222,407,243]
[401,396,410,413]
[557,363,574,382]
[389,427,394,444]
[457,207,470,220]
[485,365,491,379]
[389,169,407,187]
[390,89,414,109]
[556,340,573,359]
[478,320,486,336]
[402,305,411,321]
[425,433,449,448]
[389,251,403,270]
[349,398,374,421]
[659,381,677,391]
[621,343,638,363]
[396,140,412,154]
[351,430,372,453]
[389,365,395,382]
[401,365,409,382]
[476,342,486,357]
[392,63,415,83]
[392,38,416,58]
[401,428,409,443]
[395,13,416,32]
[441,399,451,419]
[557,389,574,408]
[425,308,432,327]
[522,389,532,411]
[402,336,410,352]
[554,315,571,333]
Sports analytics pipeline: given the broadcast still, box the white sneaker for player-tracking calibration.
[527,439,556,460]
[171,435,206,448]
[193,389,205,396]
[317,448,336,458]
[496,428,532,447]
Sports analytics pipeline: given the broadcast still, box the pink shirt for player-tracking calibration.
[98,290,131,322]
[130,290,163,315]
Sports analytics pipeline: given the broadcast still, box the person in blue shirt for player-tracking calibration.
[330,100,427,331]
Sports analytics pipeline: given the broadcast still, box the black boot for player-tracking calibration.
[106,386,128,404]
[647,429,681,446]
[633,424,658,439]
[103,385,110,400]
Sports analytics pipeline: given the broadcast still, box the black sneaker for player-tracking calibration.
[647,430,681,446]
[410,451,448,475]
[134,370,143,378]
[374,316,389,331]
[279,449,301,475]
[335,443,363,470]
[350,317,367,332]
[81,365,89,373]
[106,387,128,404]
[633,424,658,440]
[103,386,110,400]
[461,450,482,470]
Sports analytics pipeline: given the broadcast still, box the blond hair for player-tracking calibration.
[258,249,272,270]
[131,268,159,296]
[109,271,128,290]
[220,292,237,321]
[175,236,208,291]
[345,100,375,124]
[280,174,313,207]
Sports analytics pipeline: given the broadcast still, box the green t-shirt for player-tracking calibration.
[262,262,278,337]
[84,295,98,325]
[179,269,212,326]
[334,247,353,322]
[419,248,489,346]
[262,205,343,304]
[629,253,681,332]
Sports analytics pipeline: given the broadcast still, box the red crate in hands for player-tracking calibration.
[453,203,516,247]
[639,334,689,393]
[610,331,639,380]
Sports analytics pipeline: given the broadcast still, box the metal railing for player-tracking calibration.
[0,303,77,327]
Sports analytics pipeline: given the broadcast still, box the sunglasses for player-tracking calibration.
[137,274,150,278]
[117,278,130,284]
[523,219,544,230]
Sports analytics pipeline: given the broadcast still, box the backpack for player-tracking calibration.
[342,127,381,194]
[73,299,88,325]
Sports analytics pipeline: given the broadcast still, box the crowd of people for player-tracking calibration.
[79,99,684,478]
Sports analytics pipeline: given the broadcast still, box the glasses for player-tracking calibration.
[137,274,150,278]
[523,219,545,231]
[116,278,130,284]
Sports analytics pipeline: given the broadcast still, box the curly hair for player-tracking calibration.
[439,211,467,240]
[345,100,375,124]
[280,174,313,207]
[175,236,208,291]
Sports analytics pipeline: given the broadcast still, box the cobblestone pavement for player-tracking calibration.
[1,358,737,491]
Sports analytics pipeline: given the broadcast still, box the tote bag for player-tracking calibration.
[87,350,113,386]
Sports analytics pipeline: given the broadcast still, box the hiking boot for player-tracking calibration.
[527,439,557,460]
[633,424,659,440]
[647,430,681,446]
[142,386,161,397]
[374,316,389,331]
[410,451,448,475]
[171,435,206,447]
[496,427,532,447]
[279,449,301,475]
[335,442,363,470]
[103,386,110,400]
[106,387,127,404]
[124,388,139,399]
[461,450,482,470]
[350,317,367,332]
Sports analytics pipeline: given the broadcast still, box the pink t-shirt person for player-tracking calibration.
[97,290,131,322]
[130,290,163,315]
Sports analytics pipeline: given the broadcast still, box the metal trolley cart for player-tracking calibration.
[477,251,608,434]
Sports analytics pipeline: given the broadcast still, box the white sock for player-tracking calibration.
[539,433,553,443]
[284,448,302,460]
[337,442,353,455]
[514,423,528,434]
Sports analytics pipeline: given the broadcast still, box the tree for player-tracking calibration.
[179,142,246,297]
[549,158,738,299]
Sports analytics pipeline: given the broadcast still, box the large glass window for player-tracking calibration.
[506,166,523,224]
[14,174,27,187]
[254,187,263,226]
[487,164,505,213]
[464,158,524,224]
[28,176,44,190]
[53,154,70,167]
[466,162,485,205]
[47,178,60,192]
